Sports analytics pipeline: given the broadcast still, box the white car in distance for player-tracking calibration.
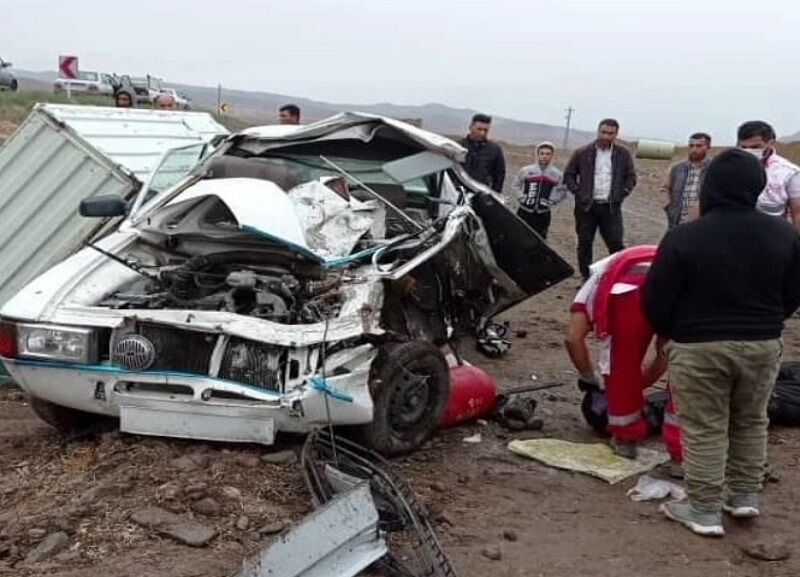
[54,71,115,95]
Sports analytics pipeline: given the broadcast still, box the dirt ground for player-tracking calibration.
[1,144,799,577]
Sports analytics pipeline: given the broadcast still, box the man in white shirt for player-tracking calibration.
[564,119,637,281]
[737,121,800,230]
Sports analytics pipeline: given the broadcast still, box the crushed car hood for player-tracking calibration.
[234,112,467,163]
[152,177,324,263]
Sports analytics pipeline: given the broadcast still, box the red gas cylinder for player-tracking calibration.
[441,364,499,428]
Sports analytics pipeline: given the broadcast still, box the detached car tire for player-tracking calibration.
[361,341,450,456]
[29,396,107,435]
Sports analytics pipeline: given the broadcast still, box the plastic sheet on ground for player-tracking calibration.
[507,439,670,484]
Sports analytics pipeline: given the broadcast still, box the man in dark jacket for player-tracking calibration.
[564,119,637,280]
[461,114,506,193]
[643,149,800,537]
[662,133,712,229]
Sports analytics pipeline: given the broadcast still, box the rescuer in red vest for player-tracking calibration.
[565,246,683,464]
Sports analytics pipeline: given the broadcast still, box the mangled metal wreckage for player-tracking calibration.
[0,113,572,454]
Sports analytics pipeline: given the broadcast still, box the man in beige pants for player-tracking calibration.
[643,148,800,537]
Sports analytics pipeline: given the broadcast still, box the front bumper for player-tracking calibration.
[3,354,375,445]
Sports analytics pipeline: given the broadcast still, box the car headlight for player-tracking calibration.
[16,324,98,364]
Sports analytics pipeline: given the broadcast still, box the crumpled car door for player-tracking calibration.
[469,191,574,298]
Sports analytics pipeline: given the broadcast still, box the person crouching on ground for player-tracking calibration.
[643,148,800,537]
[512,141,567,239]
[564,246,682,462]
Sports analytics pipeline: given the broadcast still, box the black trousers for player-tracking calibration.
[517,209,551,239]
[575,203,624,279]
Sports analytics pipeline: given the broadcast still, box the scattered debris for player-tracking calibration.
[24,531,69,564]
[236,484,386,577]
[741,540,791,562]
[302,430,459,577]
[261,450,299,465]
[481,545,502,561]
[130,507,216,547]
[493,395,542,431]
[463,434,482,444]
[430,482,447,493]
[626,475,687,502]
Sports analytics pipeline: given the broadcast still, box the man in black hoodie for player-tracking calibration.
[643,149,800,537]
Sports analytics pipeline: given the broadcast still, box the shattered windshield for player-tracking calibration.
[132,143,209,219]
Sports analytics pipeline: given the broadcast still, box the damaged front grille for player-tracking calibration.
[219,338,285,392]
[138,323,217,375]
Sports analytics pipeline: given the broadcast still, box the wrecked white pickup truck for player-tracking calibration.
[0,113,573,455]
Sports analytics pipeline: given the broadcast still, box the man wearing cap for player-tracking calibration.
[512,142,567,239]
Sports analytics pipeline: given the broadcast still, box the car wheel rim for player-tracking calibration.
[388,367,432,432]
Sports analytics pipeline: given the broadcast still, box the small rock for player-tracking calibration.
[261,450,298,465]
[79,483,132,505]
[434,512,454,527]
[481,545,502,561]
[54,550,82,563]
[27,528,47,540]
[515,330,528,339]
[526,418,544,431]
[171,454,209,471]
[161,484,180,500]
[24,532,69,564]
[183,483,208,500]
[462,433,482,444]
[741,541,791,562]
[130,507,216,547]
[100,430,122,443]
[193,498,222,517]
[430,482,447,493]
[162,521,216,547]
[765,465,781,484]
[221,486,243,501]
[131,507,183,527]
[259,521,286,535]
[503,530,518,542]
[239,455,260,468]
[236,515,250,531]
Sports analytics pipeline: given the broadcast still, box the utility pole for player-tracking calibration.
[563,106,575,150]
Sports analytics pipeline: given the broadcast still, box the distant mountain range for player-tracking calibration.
[14,69,595,146]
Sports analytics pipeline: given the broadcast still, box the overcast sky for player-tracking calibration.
[4,0,798,142]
